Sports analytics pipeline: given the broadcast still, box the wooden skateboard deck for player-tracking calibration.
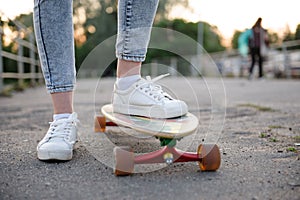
[101,104,199,139]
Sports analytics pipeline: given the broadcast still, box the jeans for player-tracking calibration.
[33,0,159,93]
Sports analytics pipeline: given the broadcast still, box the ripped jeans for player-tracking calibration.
[33,0,159,93]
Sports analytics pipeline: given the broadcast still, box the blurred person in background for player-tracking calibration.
[248,17,269,79]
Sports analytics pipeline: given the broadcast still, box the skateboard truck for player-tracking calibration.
[113,137,221,176]
[163,152,174,164]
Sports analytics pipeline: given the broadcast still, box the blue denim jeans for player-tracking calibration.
[33,0,159,93]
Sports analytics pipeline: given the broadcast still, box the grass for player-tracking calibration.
[238,103,275,112]
[0,81,33,97]
[269,137,279,142]
[0,85,15,97]
[259,132,268,138]
[268,125,284,129]
[259,132,278,142]
[286,147,297,152]
[294,136,300,143]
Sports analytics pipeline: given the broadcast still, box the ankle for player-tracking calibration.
[53,113,72,121]
[116,75,141,90]
[117,59,141,77]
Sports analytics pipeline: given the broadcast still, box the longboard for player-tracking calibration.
[94,104,221,176]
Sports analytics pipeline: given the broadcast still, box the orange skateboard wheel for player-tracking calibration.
[197,144,221,171]
[94,116,106,132]
[114,146,134,176]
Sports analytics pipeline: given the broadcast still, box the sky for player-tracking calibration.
[183,0,299,39]
[0,0,299,43]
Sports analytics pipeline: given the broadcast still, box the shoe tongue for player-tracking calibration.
[139,77,148,84]
[136,78,151,88]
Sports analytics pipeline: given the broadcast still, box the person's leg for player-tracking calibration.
[249,49,256,77]
[117,60,141,78]
[51,92,73,114]
[115,0,158,91]
[258,49,263,78]
[34,0,76,114]
[113,0,188,118]
[116,0,159,77]
[116,60,141,90]
[33,0,77,161]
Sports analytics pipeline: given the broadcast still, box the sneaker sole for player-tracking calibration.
[113,104,187,118]
[37,150,73,161]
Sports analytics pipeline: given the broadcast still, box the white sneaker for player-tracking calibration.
[112,74,188,118]
[37,113,79,161]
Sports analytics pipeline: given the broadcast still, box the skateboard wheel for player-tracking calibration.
[197,144,221,171]
[94,116,106,132]
[114,146,134,176]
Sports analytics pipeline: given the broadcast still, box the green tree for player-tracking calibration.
[282,24,294,41]
[154,18,225,53]
[288,24,300,50]
[1,13,35,74]
[231,30,242,49]
[73,0,118,71]
[295,24,300,40]
[267,30,279,44]
[14,13,34,31]
[73,0,192,71]
[146,18,225,76]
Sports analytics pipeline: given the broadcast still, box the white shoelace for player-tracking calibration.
[46,117,79,141]
[138,74,173,102]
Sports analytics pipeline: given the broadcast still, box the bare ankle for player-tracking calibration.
[117,59,141,78]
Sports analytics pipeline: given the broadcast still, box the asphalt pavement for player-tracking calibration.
[1,77,300,200]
